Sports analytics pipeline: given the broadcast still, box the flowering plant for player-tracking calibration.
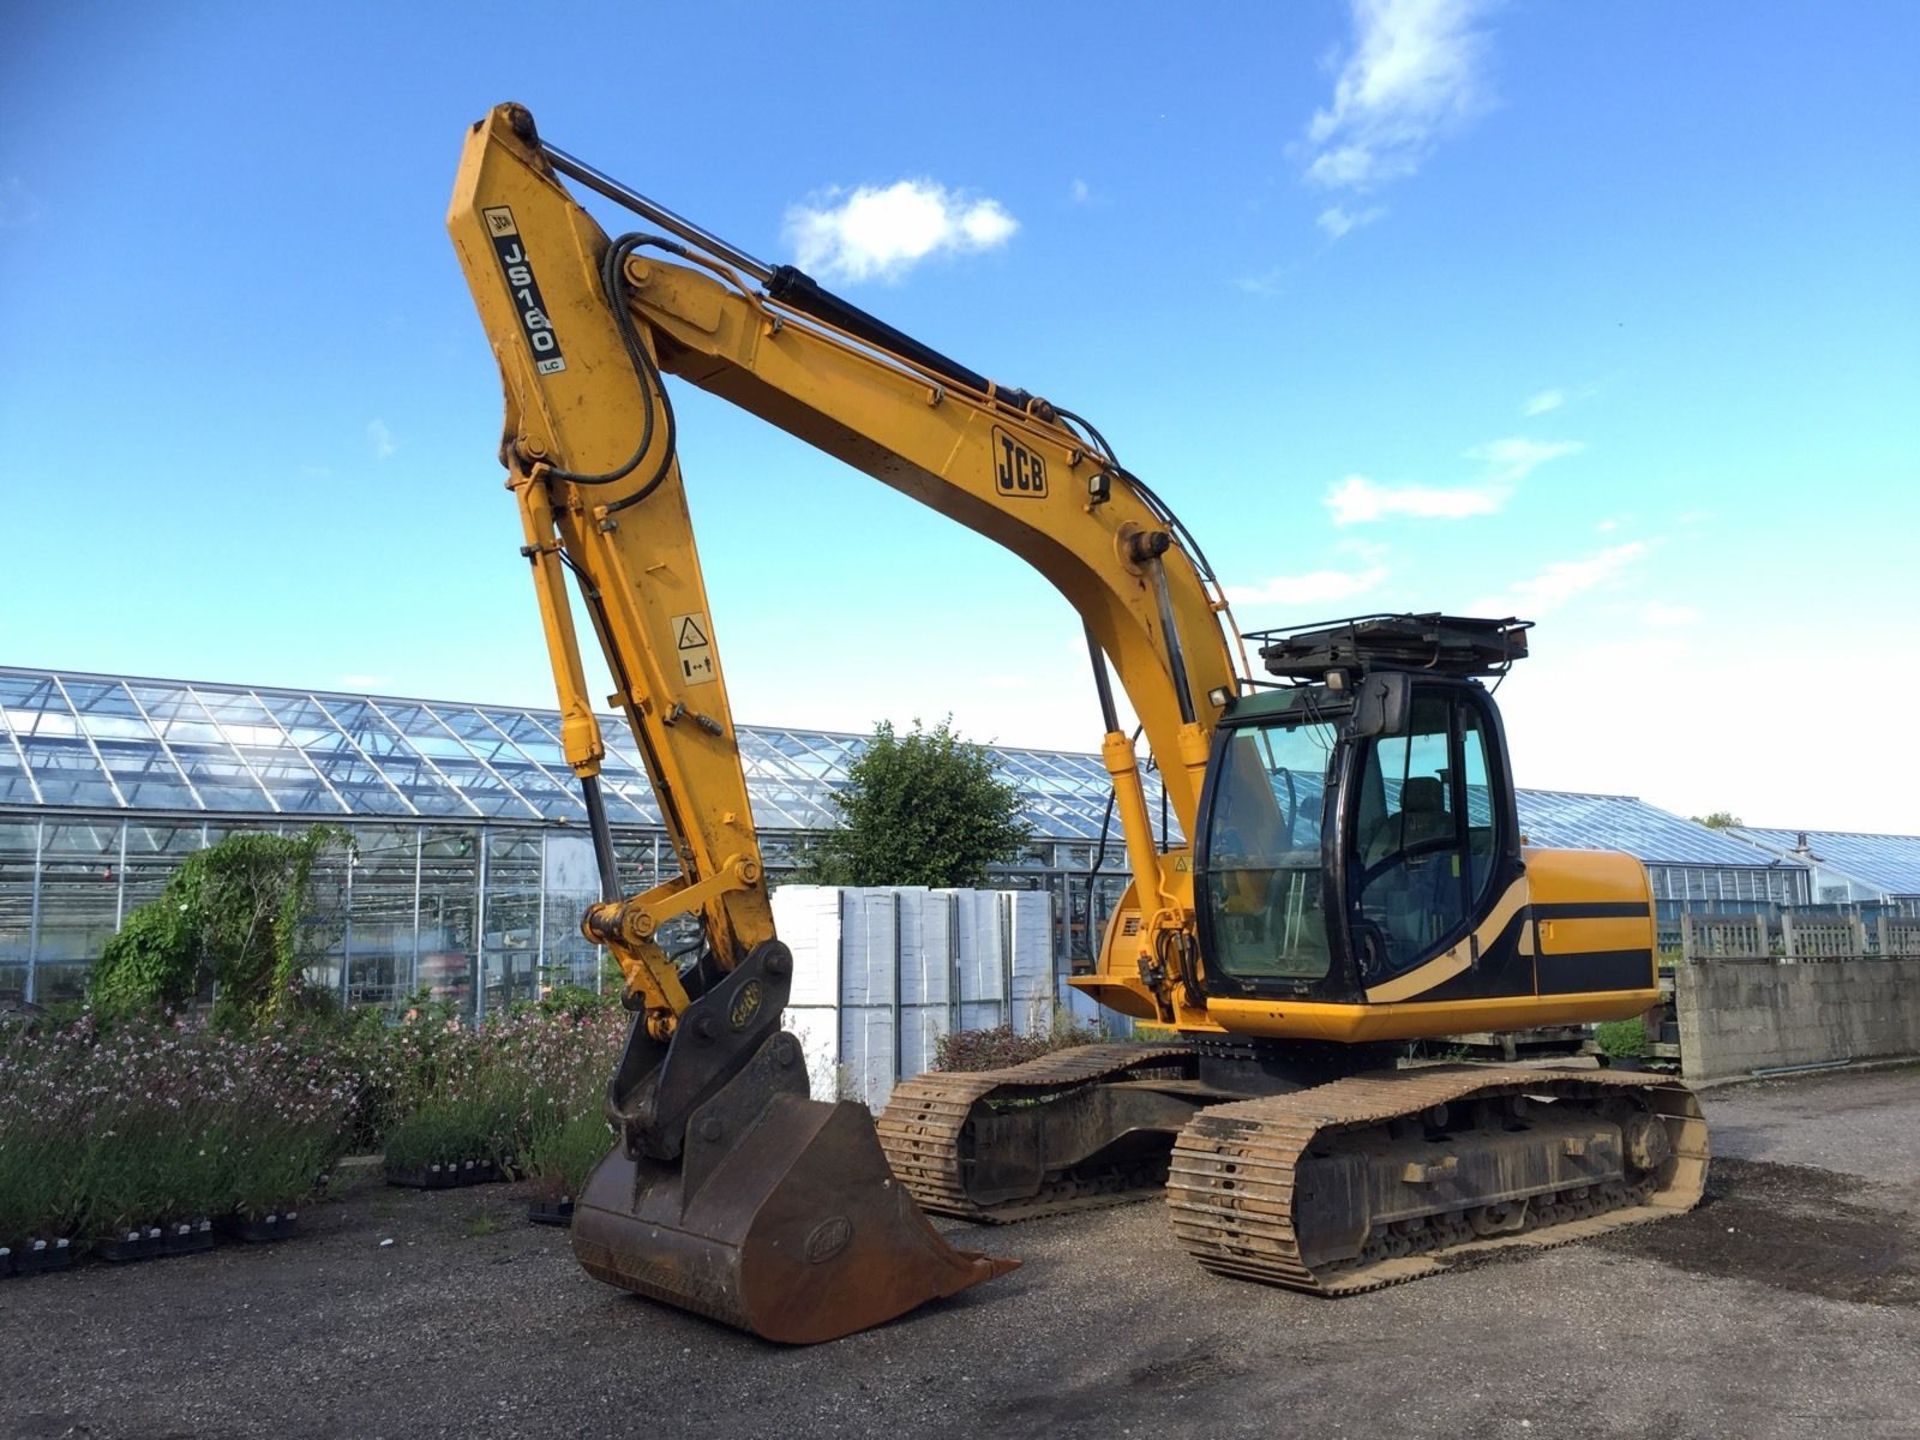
[0,1012,358,1241]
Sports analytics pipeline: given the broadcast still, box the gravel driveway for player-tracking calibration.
[5,1066,1915,1440]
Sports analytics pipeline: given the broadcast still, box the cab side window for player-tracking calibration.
[1349,693,1497,980]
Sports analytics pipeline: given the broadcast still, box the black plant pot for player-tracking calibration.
[0,1244,14,1277]
[220,1211,301,1244]
[14,1237,74,1276]
[527,1196,575,1228]
[386,1161,458,1189]
[99,1227,164,1264]
[163,1219,216,1256]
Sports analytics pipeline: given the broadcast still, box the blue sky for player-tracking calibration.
[3,1,1916,831]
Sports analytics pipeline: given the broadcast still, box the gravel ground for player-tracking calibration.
[4,1066,1916,1440]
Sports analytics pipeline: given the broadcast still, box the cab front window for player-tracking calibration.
[1199,718,1337,984]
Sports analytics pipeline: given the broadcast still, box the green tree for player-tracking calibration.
[805,718,1030,887]
[89,824,348,1027]
[1690,811,1743,829]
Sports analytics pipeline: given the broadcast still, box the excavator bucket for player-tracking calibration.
[570,946,1014,1343]
[573,1089,1017,1344]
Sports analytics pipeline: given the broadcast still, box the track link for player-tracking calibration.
[1167,1065,1708,1295]
[875,1044,1194,1221]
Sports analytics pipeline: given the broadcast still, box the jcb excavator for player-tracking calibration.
[449,103,1707,1344]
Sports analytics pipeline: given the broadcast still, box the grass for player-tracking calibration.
[462,1210,506,1238]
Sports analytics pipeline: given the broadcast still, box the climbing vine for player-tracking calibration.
[89,825,350,1028]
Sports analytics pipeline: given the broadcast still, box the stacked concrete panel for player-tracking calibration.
[769,885,1062,1108]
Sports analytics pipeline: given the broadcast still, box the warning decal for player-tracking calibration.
[670,611,716,685]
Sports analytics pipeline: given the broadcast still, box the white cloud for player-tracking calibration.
[1316,203,1387,238]
[367,419,396,459]
[1303,0,1493,193]
[1325,435,1581,526]
[1641,601,1701,628]
[1465,436,1584,485]
[1236,266,1288,298]
[785,180,1018,283]
[1228,563,1389,607]
[1523,388,1564,416]
[1326,474,1505,525]
[1069,178,1091,204]
[1471,541,1649,616]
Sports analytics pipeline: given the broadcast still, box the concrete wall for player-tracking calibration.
[1676,957,1920,1080]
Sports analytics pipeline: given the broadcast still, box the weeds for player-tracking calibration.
[1594,1019,1649,1059]
[934,1015,1110,1073]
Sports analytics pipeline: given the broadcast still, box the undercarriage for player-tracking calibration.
[876,1044,1707,1294]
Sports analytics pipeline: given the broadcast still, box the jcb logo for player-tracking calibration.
[992,427,1047,498]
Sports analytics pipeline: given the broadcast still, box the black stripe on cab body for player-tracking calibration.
[1531,901,1652,921]
[1535,948,1655,994]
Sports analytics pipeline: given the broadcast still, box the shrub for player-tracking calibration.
[806,718,1030,886]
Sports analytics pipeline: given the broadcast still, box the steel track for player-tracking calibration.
[875,1045,1194,1221]
[1166,1065,1709,1295]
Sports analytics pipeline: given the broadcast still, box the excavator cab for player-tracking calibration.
[1195,615,1530,1005]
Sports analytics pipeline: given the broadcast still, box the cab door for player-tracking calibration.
[1342,684,1510,989]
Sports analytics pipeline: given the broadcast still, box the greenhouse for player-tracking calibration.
[0,665,1808,1009]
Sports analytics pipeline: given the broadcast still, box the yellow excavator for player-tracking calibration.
[448,103,1707,1343]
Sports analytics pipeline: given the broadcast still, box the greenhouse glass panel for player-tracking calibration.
[539,832,602,993]
[191,688,293,751]
[36,821,120,966]
[372,702,486,762]
[478,709,571,769]
[231,744,349,813]
[15,734,121,808]
[164,742,273,813]
[92,736,198,810]
[421,755,540,819]
[345,826,417,1009]
[126,684,228,746]
[256,693,414,815]
[0,725,41,806]
[418,828,479,1014]
[430,708,582,820]
[481,828,542,1004]
[61,680,157,743]
[320,699,473,817]
[0,821,35,987]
